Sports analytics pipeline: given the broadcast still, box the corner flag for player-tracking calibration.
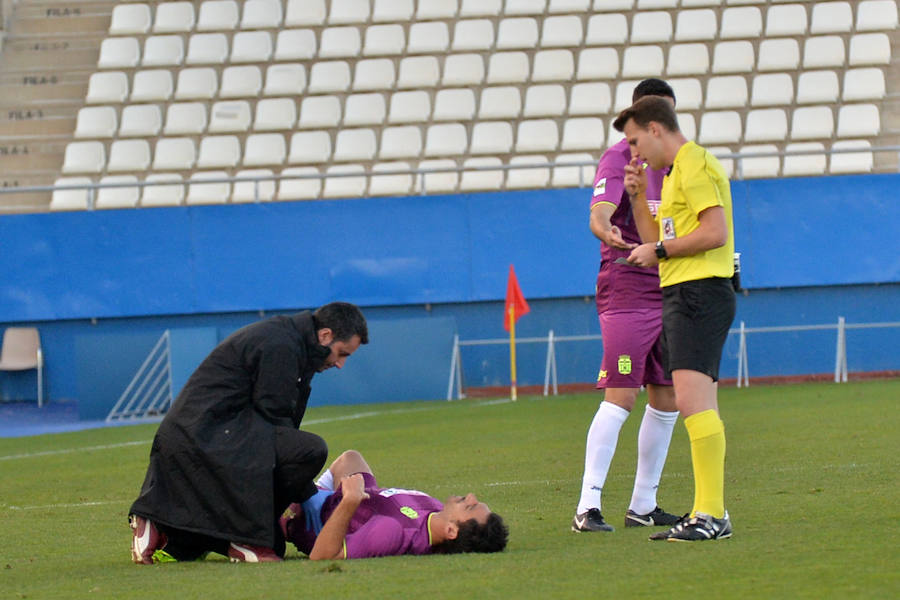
[504,265,530,332]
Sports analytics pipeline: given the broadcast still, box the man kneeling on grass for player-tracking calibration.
[280,450,509,560]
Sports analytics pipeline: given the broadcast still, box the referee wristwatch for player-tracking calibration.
[655,240,668,260]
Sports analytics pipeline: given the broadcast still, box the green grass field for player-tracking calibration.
[2,379,899,599]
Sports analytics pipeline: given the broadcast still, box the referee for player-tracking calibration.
[613,96,736,542]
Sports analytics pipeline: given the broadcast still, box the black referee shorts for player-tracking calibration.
[661,277,736,381]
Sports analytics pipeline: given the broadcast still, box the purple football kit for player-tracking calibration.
[590,139,671,389]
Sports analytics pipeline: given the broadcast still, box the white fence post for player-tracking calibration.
[447,334,459,400]
[543,329,558,396]
[737,321,749,388]
[834,316,848,383]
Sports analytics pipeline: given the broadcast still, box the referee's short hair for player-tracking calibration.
[632,78,676,105]
[613,96,680,134]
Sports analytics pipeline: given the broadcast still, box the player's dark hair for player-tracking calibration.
[432,513,509,555]
[313,302,369,344]
[613,96,681,134]
[633,78,676,105]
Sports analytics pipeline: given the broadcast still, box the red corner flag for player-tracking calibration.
[504,265,530,331]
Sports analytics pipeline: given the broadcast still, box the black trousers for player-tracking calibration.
[160,428,328,560]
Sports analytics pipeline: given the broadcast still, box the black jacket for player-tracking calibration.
[130,312,330,547]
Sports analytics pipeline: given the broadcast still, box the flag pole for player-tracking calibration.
[509,305,518,401]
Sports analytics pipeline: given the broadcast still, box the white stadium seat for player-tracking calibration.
[119,104,162,137]
[667,43,710,75]
[830,140,873,174]
[698,111,742,145]
[507,155,550,190]
[757,39,800,71]
[705,76,748,108]
[185,33,228,65]
[197,0,239,31]
[109,4,151,35]
[154,2,195,33]
[803,36,845,68]
[187,171,231,205]
[782,143,826,177]
[523,85,567,118]
[569,82,612,115]
[622,45,665,78]
[549,0,590,12]
[561,117,604,151]
[51,177,92,210]
[285,0,325,26]
[417,0,458,18]
[323,164,366,198]
[849,33,891,66]
[675,9,717,41]
[415,159,459,194]
[241,0,284,29]
[373,0,414,22]
[712,41,754,73]
[791,106,834,140]
[720,6,762,38]
[532,49,574,82]
[74,106,117,138]
[369,162,413,196]
[407,21,450,54]
[320,26,362,58]
[86,71,129,104]
[744,108,787,142]
[330,0,370,24]
[379,126,423,159]
[131,69,174,102]
[364,24,406,56]
[274,29,316,61]
[443,54,485,86]
[164,103,208,135]
[220,66,263,98]
[542,16,583,47]
[460,157,504,192]
[153,138,197,170]
[96,175,139,209]
[141,174,185,207]
[232,169,276,202]
[208,101,252,133]
[98,37,140,68]
[107,139,151,172]
[516,120,559,153]
[388,91,431,123]
[298,96,341,129]
[487,52,530,85]
[174,67,217,100]
[308,61,352,93]
[613,80,640,111]
[765,4,807,37]
[836,104,880,137]
[631,11,673,43]
[810,2,852,34]
[707,146,734,179]
[471,122,514,154]
[433,89,476,121]
[142,35,184,66]
[460,0,502,17]
[551,153,595,188]
[577,48,619,80]
[344,93,387,126]
[668,77,702,110]
[479,87,522,119]
[677,112,696,141]
[254,98,297,131]
[424,123,468,157]
[231,31,273,63]
[750,73,793,106]
[497,18,540,49]
[737,145,780,179]
[353,58,396,91]
[506,0,547,15]
[856,0,899,31]
[278,167,322,200]
[396,56,440,88]
[453,19,495,51]
[289,131,332,163]
[265,64,307,96]
[842,68,886,102]
[585,13,628,45]
[796,70,839,104]
[243,134,287,166]
[197,135,241,168]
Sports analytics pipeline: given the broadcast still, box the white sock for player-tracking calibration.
[576,401,630,515]
[315,469,335,491]
[628,404,679,515]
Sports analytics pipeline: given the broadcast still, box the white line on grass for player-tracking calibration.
[0,440,149,461]
[4,499,131,511]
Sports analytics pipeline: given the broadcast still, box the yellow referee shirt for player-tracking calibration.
[657,141,735,287]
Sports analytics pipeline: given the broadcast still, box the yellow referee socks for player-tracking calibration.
[684,409,726,519]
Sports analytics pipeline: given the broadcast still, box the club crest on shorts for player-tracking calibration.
[617,355,632,375]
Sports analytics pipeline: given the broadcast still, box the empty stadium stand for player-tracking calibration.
[0,0,898,212]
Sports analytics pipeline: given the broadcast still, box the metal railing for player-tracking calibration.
[105,330,172,421]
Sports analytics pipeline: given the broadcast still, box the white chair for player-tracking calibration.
[255,98,297,130]
[796,71,839,104]
[208,101,252,133]
[333,129,377,162]
[330,0,370,24]
[175,68,218,99]
[737,145,779,179]
[585,14,628,45]
[843,68,886,102]
[460,157,504,192]
[197,135,241,168]
[487,52,530,85]
[352,58,396,91]
[131,69,174,102]
[532,50,574,82]
[232,169,276,202]
[622,45,665,78]
[810,1,852,34]
[577,48,619,80]
[274,29,316,60]
[569,82,612,115]
[856,0,899,32]
[187,171,231,205]
[142,35,185,66]
[459,0,502,16]
[154,2,196,33]
[110,4,151,35]
[561,118,604,151]
[497,18,540,49]
[320,26,361,58]
[344,93,387,126]
[388,91,430,123]
[765,4,807,37]
[613,80,640,111]
[675,9,717,41]
[523,85,566,117]
[712,41,754,73]
[74,106,118,138]
[638,0,677,6]
[164,103,208,135]
[720,6,762,38]
[668,77,702,110]
[680,0,718,6]
[185,33,228,65]
[415,159,459,194]
[107,139,151,171]
[849,33,891,66]
[705,76,748,109]
[265,64,307,96]
[308,61,352,93]
[379,126,423,159]
[220,66,263,98]
[698,111,742,145]
[285,0,325,26]
[86,71,129,104]
[551,153,595,188]
[507,155,551,190]
[278,167,322,200]
[757,39,800,71]
[836,104,880,137]
[243,134,286,166]
[231,31,273,62]
[396,56,440,89]
[479,87,522,119]
[631,11,673,43]
[505,0,547,15]
[407,22,450,54]
[369,162,413,196]
[197,0,239,31]
[782,143,826,177]
[453,19,495,51]
[417,0,459,19]
[803,36,845,68]
[516,120,559,153]
[322,164,367,198]
[667,43,710,75]
[96,175,139,209]
[364,24,405,56]
[424,123,468,157]
[750,73,793,106]
[744,108,787,142]
[298,96,341,128]
[288,131,332,163]
[791,106,834,140]
[549,0,590,11]
[442,54,485,86]
[433,89,476,121]
[373,0,414,22]
[153,138,197,169]
[142,174,185,206]
[542,16,583,47]
[98,37,140,68]
[678,113,697,141]
[241,0,283,29]
[830,140,873,174]
[119,104,162,137]
[50,177,92,210]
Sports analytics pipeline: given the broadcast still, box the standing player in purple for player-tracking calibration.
[572,79,681,533]
[281,450,508,559]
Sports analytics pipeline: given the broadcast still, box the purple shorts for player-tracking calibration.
[596,308,671,389]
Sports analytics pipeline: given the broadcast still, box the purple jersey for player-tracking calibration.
[590,139,666,312]
[284,473,442,559]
